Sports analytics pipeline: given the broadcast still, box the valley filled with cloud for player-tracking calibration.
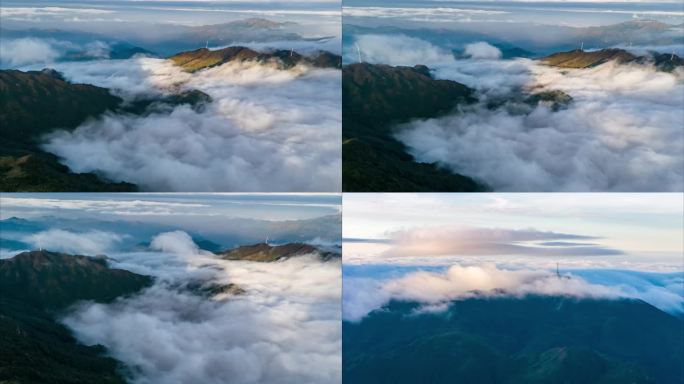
[1,1,342,192]
[342,0,684,192]
[0,193,342,384]
[351,34,683,191]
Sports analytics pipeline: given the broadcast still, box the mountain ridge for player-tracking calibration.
[218,242,340,262]
[344,295,683,384]
[342,62,486,192]
[0,250,152,384]
[170,46,342,72]
[542,48,683,72]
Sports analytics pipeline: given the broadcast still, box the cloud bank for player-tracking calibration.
[25,229,125,255]
[0,38,61,66]
[381,226,622,257]
[343,264,683,321]
[463,42,501,60]
[353,35,684,191]
[352,34,454,66]
[42,57,341,191]
[60,231,341,384]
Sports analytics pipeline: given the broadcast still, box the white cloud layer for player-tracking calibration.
[343,264,683,321]
[42,57,341,191]
[353,34,454,66]
[0,38,61,66]
[351,35,684,191]
[61,231,341,384]
[463,42,502,59]
[25,229,125,255]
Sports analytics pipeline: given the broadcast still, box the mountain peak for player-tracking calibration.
[541,48,683,72]
[0,250,152,310]
[218,242,338,262]
[169,46,341,72]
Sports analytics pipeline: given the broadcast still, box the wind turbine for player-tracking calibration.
[580,41,584,51]
[355,43,362,63]
[205,40,209,49]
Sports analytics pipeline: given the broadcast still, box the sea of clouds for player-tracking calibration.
[35,56,341,191]
[343,263,684,322]
[1,37,342,191]
[354,34,684,191]
[15,229,344,384]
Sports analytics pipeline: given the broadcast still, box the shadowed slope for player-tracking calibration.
[344,296,683,384]
[342,63,485,192]
[0,250,153,384]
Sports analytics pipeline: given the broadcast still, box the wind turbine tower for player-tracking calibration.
[355,43,362,63]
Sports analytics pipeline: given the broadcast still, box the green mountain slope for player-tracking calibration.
[342,63,485,192]
[0,250,152,384]
[542,48,683,72]
[218,242,340,262]
[169,46,342,72]
[0,250,153,309]
[0,69,136,192]
[343,296,683,384]
[0,69,212,191]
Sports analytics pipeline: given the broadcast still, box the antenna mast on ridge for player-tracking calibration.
[205,40,209,49]
[355,43,362,63]
[580,41,584,51]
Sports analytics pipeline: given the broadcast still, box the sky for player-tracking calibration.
[1,193,341,222]
[343,0,684,27]
[0,0,341,58]
[0,0,341,26]
[343,193,684,269]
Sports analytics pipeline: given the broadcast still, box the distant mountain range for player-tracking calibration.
[344,296,684,384]
[0,250,152,383]
[1,18,334,58]
[345,20,684,58]
[542,48,683,72]
[342,63,485,192]
[0,214,342,251]
[218,242,340,262]
[170,46,342,72]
